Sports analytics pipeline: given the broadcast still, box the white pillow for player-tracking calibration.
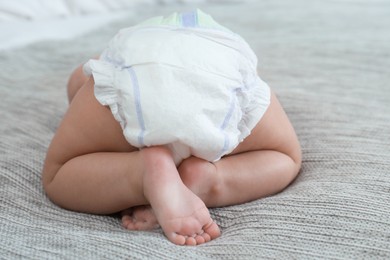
[0,0,237,21]
[0,0,70,21]
[0,0,156,21]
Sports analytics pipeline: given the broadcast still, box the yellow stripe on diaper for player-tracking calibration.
[136,9,232,33]
[137,12,180,27]
[192,9,232,33]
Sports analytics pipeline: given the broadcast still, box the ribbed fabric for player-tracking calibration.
[1,1,389,259]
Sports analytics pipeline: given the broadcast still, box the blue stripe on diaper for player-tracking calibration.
[217,88,241,158]
[220,90,238,130]
[127,67,146,146]
[181,11,198,27]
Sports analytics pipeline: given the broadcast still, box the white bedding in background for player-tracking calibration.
[1,0,390,258]
[0,0,231,50]
[0,0,211,21]
[0,0,149,50]
[0,12,130,50]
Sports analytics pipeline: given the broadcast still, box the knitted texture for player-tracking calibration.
[1,1,389,259]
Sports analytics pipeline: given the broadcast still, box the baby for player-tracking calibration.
[42,10,301,246]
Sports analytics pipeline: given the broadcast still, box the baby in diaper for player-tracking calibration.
[42,10,302,246]
[84,10,270,165]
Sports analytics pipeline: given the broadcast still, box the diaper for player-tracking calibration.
[83,9,271,165]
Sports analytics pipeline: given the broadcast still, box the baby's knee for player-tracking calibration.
[282,150,301,186]
[41,161,59,193]
[178,157,217,187]
[41,170,58,206]
[290,142,302,177]
[278,132,302,181]
[179,156,212,173]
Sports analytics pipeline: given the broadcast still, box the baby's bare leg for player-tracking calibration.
[141,146,220,245]
[123,92,301,229]
[43,79,146,213]
[67,64,89,103]
[43,77,220,245]
[180,91,301,207]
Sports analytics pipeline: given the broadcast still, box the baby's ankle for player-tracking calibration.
[141,146,174,169]
[178,157,221,206]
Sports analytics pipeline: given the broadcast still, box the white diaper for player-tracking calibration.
[83,9,271,165]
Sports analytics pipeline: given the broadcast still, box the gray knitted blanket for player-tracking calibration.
[1,1,389,259]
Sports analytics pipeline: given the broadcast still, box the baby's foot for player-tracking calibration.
[142,147,221,246]
[178,156,220,206]
[121,206,159,230]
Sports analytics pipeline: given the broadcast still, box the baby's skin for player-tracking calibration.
[42,65,301,245]
[122,154,223,244]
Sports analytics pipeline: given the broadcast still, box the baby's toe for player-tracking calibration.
[203,221,221,240]
[167,232,186,246]
[201,232,211,242]
[195,235,205,245]
[185,236,197,246]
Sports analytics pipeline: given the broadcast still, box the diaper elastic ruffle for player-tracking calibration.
[83,9,271,164]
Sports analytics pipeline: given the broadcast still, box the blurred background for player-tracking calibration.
[0,0,248,50]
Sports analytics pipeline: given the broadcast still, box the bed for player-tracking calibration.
[1,0,389,258]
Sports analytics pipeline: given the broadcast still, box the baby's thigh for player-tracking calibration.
[229,91,300,161]
[44,78,137,168]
